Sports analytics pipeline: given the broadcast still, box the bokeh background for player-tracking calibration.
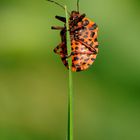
[0,0,140,140]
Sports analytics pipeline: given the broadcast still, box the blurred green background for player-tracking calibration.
[0,0,140,140]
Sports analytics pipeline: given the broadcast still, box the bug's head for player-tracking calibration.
[70,11,80,20]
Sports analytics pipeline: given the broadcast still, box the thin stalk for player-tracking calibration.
[65,5,73,140]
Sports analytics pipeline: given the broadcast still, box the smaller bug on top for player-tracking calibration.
[47,0,99,72]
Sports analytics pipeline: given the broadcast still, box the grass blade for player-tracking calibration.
[64,5,73,140]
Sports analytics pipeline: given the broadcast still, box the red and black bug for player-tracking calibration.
[47,0,99,72]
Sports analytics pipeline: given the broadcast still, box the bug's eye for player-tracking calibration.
[74,15,78,18]
[72,15,79,20]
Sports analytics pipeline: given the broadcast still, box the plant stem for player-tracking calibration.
[65,5,73,140]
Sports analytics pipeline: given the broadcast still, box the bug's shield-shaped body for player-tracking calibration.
[53,12,99,72]
[70,17,98,71]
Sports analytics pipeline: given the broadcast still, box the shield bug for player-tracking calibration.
[47,0,99,72]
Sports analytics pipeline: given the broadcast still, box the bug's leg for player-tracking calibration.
[66,51,95,58]
[53,42,68,56]
[77,40,98,54]
[53,42,63,55]
[55,16,66,22]
[72,51,95,55]
[65,51,94,59]
[51,26,64,30]
[70,25,84,32]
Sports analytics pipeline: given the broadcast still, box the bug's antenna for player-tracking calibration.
[47,0,70,15]
[77,0,79,12]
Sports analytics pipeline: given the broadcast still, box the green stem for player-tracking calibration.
[65,5,73,140]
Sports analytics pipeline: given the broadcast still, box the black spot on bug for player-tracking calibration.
[75,46,79,50]
[89,23,97,30]
[75,42,79,45]
[94,38,98,42]
[82,19,89,26]
[74,57,79,61]
[93,23,97,28]
[90,32,95,37]
[76,67,81,71]
[91,58,95,61]
[83,62,86,65]
[83,35,88,38]
[85,32,88,35]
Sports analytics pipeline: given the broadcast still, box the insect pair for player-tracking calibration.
[47,0,99,72]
